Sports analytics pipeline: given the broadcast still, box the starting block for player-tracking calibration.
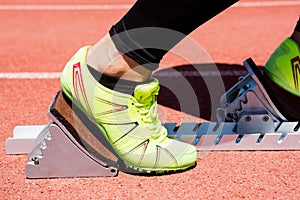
[5,58,300,178]
[22,91,120,178]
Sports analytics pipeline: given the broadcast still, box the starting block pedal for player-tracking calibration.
[5,58,300,179]
[26,122,118,178]
[165,58,300,150]
[24,91,120,178]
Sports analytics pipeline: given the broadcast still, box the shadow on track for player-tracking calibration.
[153,63,263,121]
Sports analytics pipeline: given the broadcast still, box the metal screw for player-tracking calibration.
[262,115,269,122]
[31,157,39,165]
[226,113,233,118]
[245,116,251,122]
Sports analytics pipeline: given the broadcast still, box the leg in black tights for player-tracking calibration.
[110,0,239,70]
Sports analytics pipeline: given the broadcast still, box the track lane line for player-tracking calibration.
[0,72,61,79]
[0,1,299,10]
[235,1,300,7]
[0,4,131,10]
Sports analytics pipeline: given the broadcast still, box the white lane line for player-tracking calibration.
[0,4,132,10]
[0,72,61,79]
[235,1,300,7]
[0,1,299,10]
[0,70,247,79]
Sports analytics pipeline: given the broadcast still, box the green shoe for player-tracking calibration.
[60,46,197,173]
[264,38,300,97]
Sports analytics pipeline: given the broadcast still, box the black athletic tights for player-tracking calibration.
[108,0,300,120]
[109,0,239,70]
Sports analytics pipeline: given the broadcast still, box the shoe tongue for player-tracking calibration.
[134,78,160,104]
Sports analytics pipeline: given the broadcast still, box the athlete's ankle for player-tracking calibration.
[86,34,152,82]
[97,54,152,82]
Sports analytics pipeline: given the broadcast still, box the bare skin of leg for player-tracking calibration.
[86,34,152,82]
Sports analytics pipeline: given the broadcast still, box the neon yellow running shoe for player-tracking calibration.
[60,46,197,173]
[264,38,300,97]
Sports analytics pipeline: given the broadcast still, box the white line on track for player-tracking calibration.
[234,1,300,7]
[0,1,299,10]
[0,4,132,10]
[0,70,247,79]
[0,72,61,79]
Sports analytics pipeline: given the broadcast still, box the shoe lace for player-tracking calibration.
[134,96,167,140]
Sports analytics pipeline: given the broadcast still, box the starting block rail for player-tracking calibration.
[6,121,300,156]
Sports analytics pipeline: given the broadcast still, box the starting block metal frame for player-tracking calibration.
[25,122,118,178]
[5,58,300,178]
[8,90,121,178]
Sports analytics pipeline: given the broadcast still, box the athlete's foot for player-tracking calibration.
[264,35,300,120]
[60,46,197,174]
[264,37,300,96]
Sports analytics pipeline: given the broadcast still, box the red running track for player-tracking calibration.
[1,0,300,199]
